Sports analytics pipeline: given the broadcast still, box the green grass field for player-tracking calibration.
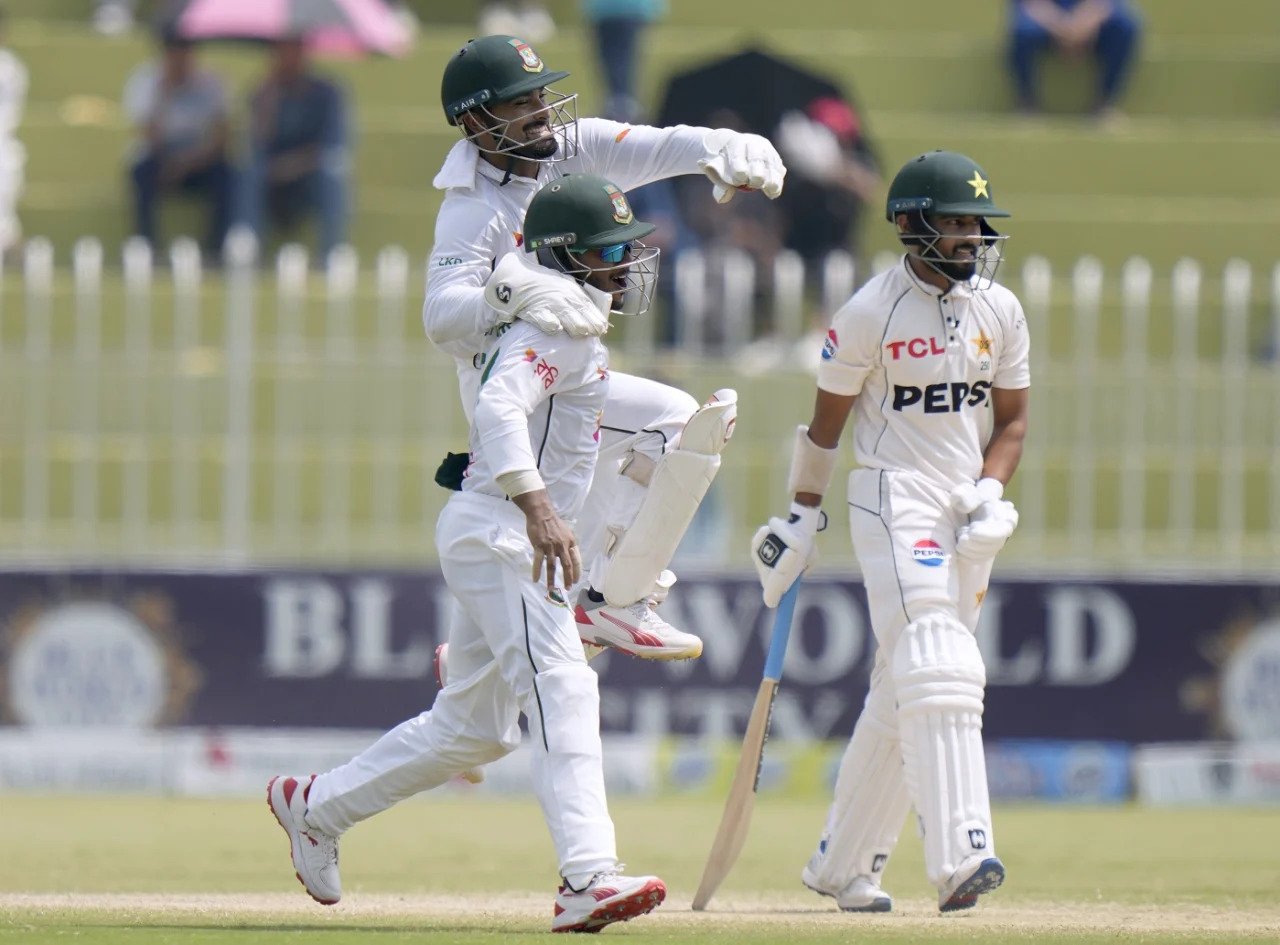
[2,795,1278,943]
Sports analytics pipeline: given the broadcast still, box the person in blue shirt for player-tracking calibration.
[1009,0,1142,119]
[236,37,350,261]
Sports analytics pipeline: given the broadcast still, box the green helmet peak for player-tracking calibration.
[885,151,1010,223]
[441,35,570,126]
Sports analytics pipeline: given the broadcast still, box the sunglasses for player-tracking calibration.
[571,242,631,265]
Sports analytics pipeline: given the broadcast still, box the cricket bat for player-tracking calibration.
[691,578,802,911]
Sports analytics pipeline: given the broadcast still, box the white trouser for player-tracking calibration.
[578,371,698,594]
[821,468,995,889]
[307,492,617,882]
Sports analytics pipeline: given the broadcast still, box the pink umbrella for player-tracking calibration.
[162,0,413,58]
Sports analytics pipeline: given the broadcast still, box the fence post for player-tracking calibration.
[674,249,706,359]
[170,237,202,553]
[1119,256,1152,557]
[122,237,153,554]
[1070,256,1103,561]
[771,249,804,345]
[374,245,409,555]
[72,237,103,551]
[720,248,755,354]
[1019,255,1051,558]
[323,244,358,558]
[21,238,53,551]
[222,227,257,561]
[1272,263,1280,556]
[1220,259,1250,563]
[821,250,854,319]
[273,243,308,554]
[1169,258,1201,553]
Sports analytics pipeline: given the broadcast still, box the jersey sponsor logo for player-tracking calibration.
[435,256,463,267]
[508,38,545,73]
[892,380,991,413]
[821,328,838,361]
[912,539,945,567]
[885,336,945,360]
[533,354,559,389]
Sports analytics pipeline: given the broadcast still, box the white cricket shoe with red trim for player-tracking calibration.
[267,775,341,905]
[574,575,702,661]
[552,870,666,933]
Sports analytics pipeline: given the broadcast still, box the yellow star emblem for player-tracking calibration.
[976,588,987,606]
[967,171,989,199]
[972,329,993,357]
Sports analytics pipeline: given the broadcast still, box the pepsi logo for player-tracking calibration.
[912,539,945,567]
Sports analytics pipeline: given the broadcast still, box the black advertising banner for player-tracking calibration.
[0,570,1277,743]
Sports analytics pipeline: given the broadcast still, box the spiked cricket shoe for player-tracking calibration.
[802,851,892,912]
[267,775,341,905]
[574,594,702,661]
[552,871,666,933]
[939,855,1005,912]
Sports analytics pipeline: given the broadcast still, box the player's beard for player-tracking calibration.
[935,243,979,282]
[501,120,559,160]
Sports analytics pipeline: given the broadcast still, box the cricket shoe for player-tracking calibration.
[552,870,666,933]
[939,855,1005,913]
[801,850,892,913]
[433,643,485,784]
[574,573,701,660]
[267,775,342,905]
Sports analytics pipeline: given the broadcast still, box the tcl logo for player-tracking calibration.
[885,337,946,360]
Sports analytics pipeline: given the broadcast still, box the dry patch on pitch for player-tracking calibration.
[1,892,1277,937]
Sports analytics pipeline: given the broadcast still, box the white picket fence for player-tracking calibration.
[0,233,1277,572]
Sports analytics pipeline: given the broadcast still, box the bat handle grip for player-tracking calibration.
[762,579,801,682]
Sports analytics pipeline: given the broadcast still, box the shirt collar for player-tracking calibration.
[432,138,543,191]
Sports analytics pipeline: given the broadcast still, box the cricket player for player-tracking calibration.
[427,33,783,660]
[270,174,682,932]
[750,150,1030,913]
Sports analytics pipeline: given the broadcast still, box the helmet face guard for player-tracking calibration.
[898,211,1008,289]
[459,89,579,163]
[537,241,661,316]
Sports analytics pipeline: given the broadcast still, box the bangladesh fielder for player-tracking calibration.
[750,150,1030,913]
[427,34,782,662]
[270,174,684,932]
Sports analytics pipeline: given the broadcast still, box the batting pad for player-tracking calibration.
[893,613,994,889]
[598,390,736,606]
[810,653,911,891]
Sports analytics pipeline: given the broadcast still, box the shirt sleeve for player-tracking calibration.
[815,298,881,396]
[576,117,714,192]
[472,324,587,479]
[422,194,506,346]
[994,294,1031,390]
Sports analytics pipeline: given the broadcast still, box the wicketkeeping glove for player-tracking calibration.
[950,477,1019,560]
[699,131,787,204]
[484,253,611,338]
[751,502,824,608]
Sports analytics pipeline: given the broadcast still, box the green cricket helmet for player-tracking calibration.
[441,35,578,161]
[524,174,660,315]
[886,150,1010,287]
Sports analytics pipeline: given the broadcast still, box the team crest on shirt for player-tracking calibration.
[509,39,545,73]
[605,184,633,224]
[822,329,838,360]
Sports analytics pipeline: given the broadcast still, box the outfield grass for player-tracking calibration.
[1,795,1277,943]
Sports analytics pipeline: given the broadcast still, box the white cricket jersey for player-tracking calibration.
[463,319,609,522]
[425,117,722,419]
[817,256,1031,486]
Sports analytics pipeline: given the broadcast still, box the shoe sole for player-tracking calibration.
[266,777,340,907]
[582,635,703,661]
[553,878,666,933]
[940,857,1005,913]
[802,872,892,913]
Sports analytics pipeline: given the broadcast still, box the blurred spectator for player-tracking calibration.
[237,38,351,261]
[772,96,880,266]
[123,32,233,256]
[0,5,25,258]
[94,0,135,36]
[581,0,666,124]
[478,2,556,42]
[1009,0,1142,120]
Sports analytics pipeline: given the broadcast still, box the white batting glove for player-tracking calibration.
[699,131,787,204]
[484,253,611,338]
[950,477,1019,560]
[751,502,822,608]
